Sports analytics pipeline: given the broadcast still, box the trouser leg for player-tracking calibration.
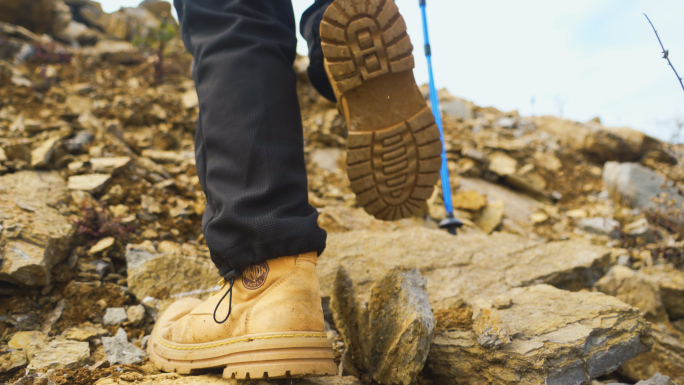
[173,0,327,276]
[300,0,336,102]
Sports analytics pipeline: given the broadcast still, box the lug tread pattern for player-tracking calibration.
[346,107,440,220]
[321,0,413,94]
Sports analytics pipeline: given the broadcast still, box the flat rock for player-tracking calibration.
[26,339,90,373]
[603,162,684,226]
[642,265,684,321]
[331,268,434,385]
[67,173,111,193]
[488,152,517,176]
[594,266,684,382]
[102,328,146,365]
[87,40,143,64]
[8,331,47,350]
[125,242,217,300]
[458,177,537,230]
[452,190,487,211]
[0,350,27,373]
[0,171,73,285]
[103,307,128,326]
[427,285,652,385]
[94,374,362,385]
[475,199,504,233]
[636,373,677,385]
[320,228,613,311]
[618,322,684,383]
[65,95,92,116]
[577,217,621,238]
[90,157,131,173]
[89,236,116,255]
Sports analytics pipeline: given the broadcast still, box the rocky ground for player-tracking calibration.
[1,1,684,384]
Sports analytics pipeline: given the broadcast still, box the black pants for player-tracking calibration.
[173,0,334,277]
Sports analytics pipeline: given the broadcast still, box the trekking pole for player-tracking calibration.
[418,0,463,235]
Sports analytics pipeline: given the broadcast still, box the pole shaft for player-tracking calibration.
[419,2,453,214]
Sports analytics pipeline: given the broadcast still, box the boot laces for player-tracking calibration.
[213,270,239,324]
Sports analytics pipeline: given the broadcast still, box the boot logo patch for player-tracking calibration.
[242,262,269,290]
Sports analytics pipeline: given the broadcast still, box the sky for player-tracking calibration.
[100,0,684,143]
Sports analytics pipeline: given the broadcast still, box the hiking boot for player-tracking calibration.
[321,0,442,221]
[148,252,337,379]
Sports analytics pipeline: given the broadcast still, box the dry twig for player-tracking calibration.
[644,13,684,95]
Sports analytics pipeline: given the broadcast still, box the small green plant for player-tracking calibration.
[132,16,179,84]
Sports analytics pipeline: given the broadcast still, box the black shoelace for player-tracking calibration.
[213,270,239,324]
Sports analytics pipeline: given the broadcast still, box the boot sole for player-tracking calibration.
[148,330,337,379]
[321,0,442,221]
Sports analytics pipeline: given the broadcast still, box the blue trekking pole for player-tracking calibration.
[419,0,463,235]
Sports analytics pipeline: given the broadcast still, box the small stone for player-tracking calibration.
[103,307,128,326]
[91,259,111,277]
[90,157,131,173]
[181,90,199,109]
[530,212,548,224]
[492,294,512,309]
[141,149,194,164]
[141,228,159,239]
[89,237,116,255]
[577,217,621,238]
[311,148,343,173]
[102,328,146,365]
[475,200,504,234]
[473,308,511,349]
[126,305,146,326]
[453,190,487,211]
[625,218,656,243]
[65,95,93,116]
[461,148,489,164]
[8,331,47,350]
[67,174,111,193]
[496,117,516,129]
[30,136,61,168]
[635,373,676,385]
[65,327,100,341]
[0,350,27,373]
[141,195,163,215]
[488,152,517,176]
[26,340,90,373]
[566,209,588,218]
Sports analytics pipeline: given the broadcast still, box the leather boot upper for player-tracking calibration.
[157,252,325,345]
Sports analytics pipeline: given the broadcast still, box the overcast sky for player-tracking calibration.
[100,0,684,143]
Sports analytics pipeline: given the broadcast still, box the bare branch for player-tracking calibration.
[644,13,684,95]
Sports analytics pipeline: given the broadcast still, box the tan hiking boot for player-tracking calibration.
[148,252,337,379]
[321,0,442,221]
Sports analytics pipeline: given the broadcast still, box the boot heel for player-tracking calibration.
[223,350,337,379]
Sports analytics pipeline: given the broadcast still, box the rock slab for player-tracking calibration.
[427,285,652,385]
[26,339,90,373]
[603,162,684,226]
[332,268,434,385]
[0,171,73,285]
[125,241,217,300]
